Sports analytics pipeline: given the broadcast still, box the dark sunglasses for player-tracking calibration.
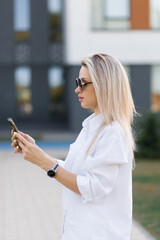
[75,78,92,90]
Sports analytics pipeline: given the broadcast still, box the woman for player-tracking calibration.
[11,53,136,240]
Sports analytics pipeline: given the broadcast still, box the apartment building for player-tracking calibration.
[0,0,160,132]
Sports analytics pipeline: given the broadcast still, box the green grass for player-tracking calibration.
[133,160,160,240]
[0,136,42,142]
[0,137,11,142]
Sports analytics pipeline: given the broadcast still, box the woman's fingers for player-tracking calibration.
[14,132,30,147]
[11,132,18,142]
[11,132,30,154]
[20,132,35,145]
[11,130,35,146]
[11,129,18,137]
[14,145,22,154]
[17,139,26,150]
[12,134,46,168]
[11,136,23,154]
[11,139,18,148]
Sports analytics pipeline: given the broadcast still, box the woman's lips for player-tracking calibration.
[78,97,84,102]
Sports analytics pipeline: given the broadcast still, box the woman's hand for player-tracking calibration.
[11,131,35,154]
[12,132,56,171]
[12,133,81,195]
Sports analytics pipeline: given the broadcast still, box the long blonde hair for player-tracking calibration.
[81,53,137,153]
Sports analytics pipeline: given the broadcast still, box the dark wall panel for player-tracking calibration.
[0,67,15,123]
[131,65,151,112]
[30,0,48,64]
[31,66,49,123]
[0,0,14,64]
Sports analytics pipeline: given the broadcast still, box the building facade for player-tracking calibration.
[0,0,160,132]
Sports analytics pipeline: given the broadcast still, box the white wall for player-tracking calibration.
[64,0,160,65]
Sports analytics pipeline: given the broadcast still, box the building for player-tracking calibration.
[0,0,160,133]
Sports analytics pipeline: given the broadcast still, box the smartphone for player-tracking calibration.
[7,118,19,132]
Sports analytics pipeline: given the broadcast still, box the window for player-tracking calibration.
[150,0,160,29]
[15,67,32,116]
[48,66,65,121]
[48,0,61,14]
[104,0,130,19]
[151,66,160,112]
[91,0,160,30]
[14,0,31,41]
[47,0,62,43]
[91,0,130,30]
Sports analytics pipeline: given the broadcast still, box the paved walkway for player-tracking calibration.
[0,149,157,240]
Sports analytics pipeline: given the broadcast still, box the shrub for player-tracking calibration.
[134,111,160,159]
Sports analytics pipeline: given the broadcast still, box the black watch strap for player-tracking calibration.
[47,163,59,178]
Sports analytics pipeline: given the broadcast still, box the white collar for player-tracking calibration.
[82,113,104,133]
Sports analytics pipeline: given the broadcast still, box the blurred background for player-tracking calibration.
[0,0,160,134]
[0,0,160,239]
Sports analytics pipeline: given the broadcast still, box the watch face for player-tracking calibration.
[47,169,56,177]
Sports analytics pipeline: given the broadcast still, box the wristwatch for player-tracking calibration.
[47,163,60,178]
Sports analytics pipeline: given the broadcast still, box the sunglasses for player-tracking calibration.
[75,78,92,90]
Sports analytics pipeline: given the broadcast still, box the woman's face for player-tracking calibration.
[75,66,99,115]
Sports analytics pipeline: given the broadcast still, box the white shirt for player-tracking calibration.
[57,113,133,240]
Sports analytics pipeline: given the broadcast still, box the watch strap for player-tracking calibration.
[47,163,59,178]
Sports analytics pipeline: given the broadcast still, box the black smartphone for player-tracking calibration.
[7,118,19,132]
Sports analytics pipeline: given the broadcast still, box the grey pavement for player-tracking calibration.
[0,149,157,240]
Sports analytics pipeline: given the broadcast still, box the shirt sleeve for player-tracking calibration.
[56,159,65,168]
[76,131,130,203]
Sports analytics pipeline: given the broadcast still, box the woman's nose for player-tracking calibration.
[75,86,82,93]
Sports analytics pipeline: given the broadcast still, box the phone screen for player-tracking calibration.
[7,118,19,132]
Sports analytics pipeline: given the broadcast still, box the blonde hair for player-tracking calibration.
[81,53,137,154]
